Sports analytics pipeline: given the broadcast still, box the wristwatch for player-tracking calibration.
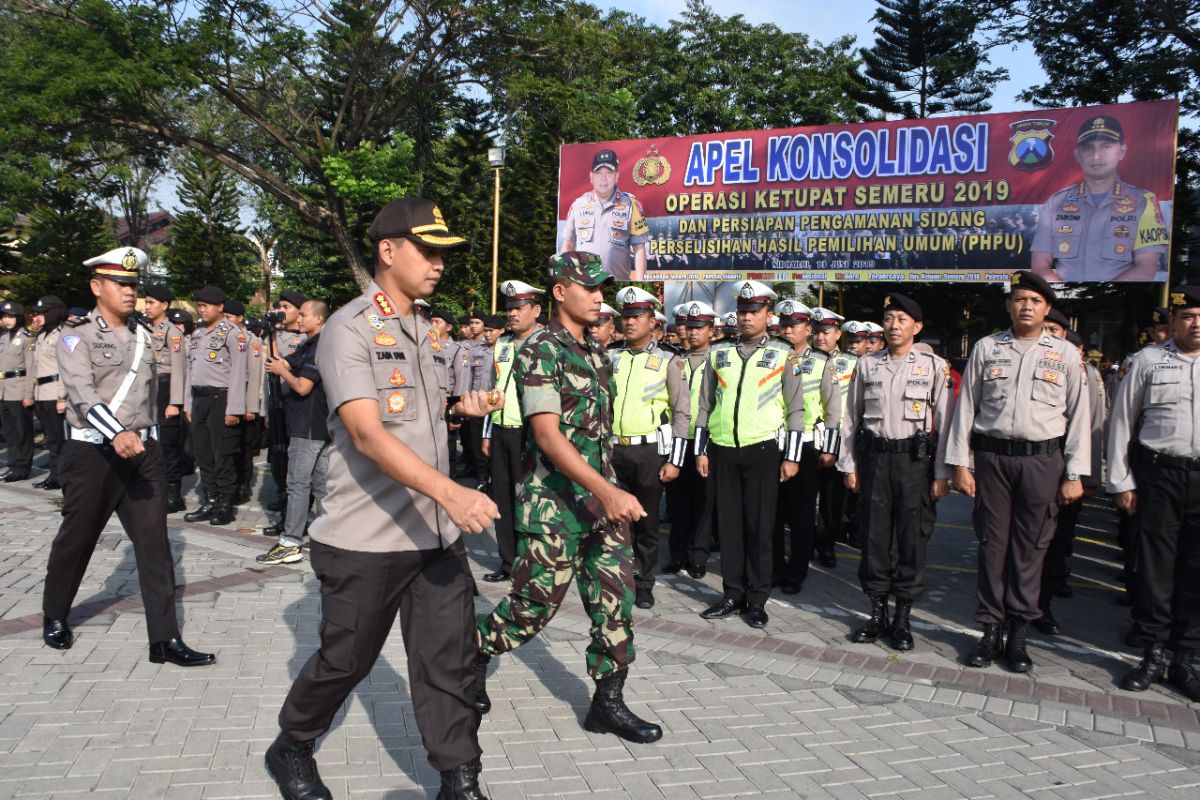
[1066,471,1079,481]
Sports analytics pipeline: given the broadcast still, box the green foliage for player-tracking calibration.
[322,140,419,211]
[4,202,116,309]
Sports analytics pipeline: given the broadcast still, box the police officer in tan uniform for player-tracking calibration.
[143,284,189,511]
[268,197,501,800]
[943,271,1090,672]
[223,299,264,504]
[838,293,951,651]
[1109,286,1200,702]
[0,300,34,481]
[182,286,248,526]
[40,246,215,668]
[28,296,69,489]
[560,149,650,281]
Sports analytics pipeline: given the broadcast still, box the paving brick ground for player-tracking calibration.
[0,455,1197,798]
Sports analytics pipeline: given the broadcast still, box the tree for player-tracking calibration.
[853,0,1007,118]
[9,198,116,308]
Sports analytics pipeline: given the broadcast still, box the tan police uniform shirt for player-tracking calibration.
[151,317,186,406]
[183,320,249,415]
[241,328,265,416]
[274,328,306,358]
[0,329,33,402]
[57,310,157,433]
[561,188,649,280]
[28,328,66,402]
[1106,340,1200,494]
[837,348,952,479]
[1083,361,1106,489]
[943,329,1091,478]
[309,283,457,553]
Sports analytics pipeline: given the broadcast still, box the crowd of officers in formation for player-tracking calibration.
[4,195,1200,800]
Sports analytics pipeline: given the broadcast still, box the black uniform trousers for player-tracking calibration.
[237,415,263,492]
[190,388,241,499]
[462,417,489,483]
[816,468,847,555]
[0,399,33,475]
[32,400,65,483]
[488,425,523,574]
[279,540,482,772]
[857,447,936,600]
[972,449,1064,625]
[1130,450,1200,649]
[773,444,820,584]
[42,439,179,642]
[612,442,667,590]
[712,441,780,606]
[665,448,713,568]
[1040,497,1082,608]
[155,374,187,482]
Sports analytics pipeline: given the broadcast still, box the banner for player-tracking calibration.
[557,100,1177,283]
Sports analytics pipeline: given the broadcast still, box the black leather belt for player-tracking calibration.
[971,432,1059,456]
[866,433,920,453]
[0,369,26,379]
[1142,446,1200,471]
[191,386,227,397]
[35,374,59,385]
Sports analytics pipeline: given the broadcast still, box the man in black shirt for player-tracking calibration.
[257,300,329,565]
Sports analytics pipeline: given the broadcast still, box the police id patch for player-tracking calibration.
[61,334,81,354]
[715,350,731,368]
[755,349,778,369]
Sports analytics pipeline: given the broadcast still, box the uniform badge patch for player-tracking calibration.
[1061,203,1080,213]
[1057,241,1071,254]
[426,330,441,351]
[911,401,923,414]
[1114,198,1136,213]
[374,332,398,346]
[237,334,247,352]
[1113,225,1131,238]
[373,292,394,316]
[646,356,662,370]
[386,391,407,414]
[368,314,384,330]
[172,335,182,352]
[62,334,81,354]
[1115,244,1127,255]
[252,341,261,355]
[1041,370,1061,385]
[988,366,1006,379]
[1056,225,1074,234]
[911,366,929,377]
[389,369,406,386]
[207,351,217,360]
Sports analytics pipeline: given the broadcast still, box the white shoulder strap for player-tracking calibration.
[109,325,149,413]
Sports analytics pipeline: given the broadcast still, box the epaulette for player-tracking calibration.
[342,295,372,318]
[65,317,91,328]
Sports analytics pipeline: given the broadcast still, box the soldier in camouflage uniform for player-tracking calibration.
[474,252,663,745]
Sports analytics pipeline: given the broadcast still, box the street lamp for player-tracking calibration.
[488,145,505,313]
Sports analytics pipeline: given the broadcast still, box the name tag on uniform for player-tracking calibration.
[910,365,928,377]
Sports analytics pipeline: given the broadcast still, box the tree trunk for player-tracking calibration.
[330,222,372,290]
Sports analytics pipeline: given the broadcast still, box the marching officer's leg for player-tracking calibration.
[707,444,747,610]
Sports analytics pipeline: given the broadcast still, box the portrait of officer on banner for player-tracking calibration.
[559,148,650,281]
[1030,115,1170,282]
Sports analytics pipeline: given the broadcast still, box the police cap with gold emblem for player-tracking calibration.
[1168,285,1200,312]
[865,322,884,338]
[1077,115,1124,146]
[597,303,617,321]
[500,280,544,310]
[672,303,689,325]
[547,251,612,287]
[684,300,717,327]
[882,292,923,322]
[774,299,812,325]
[368,196,469,251]
[83,247,147,285]
[842,320,869,338]
[734,280,776,311]
[1009,270,1056,303]
[592,149,619,172]
[1151,306,1169,326]
[617,286,660,317]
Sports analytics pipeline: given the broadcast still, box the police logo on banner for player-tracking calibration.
[1009,119,1056,171]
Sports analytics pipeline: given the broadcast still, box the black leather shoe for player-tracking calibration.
[780,580,802,595]
[481,570,510,583]
[700,598,743,619]
[817,549,837,568]
[43,618,73,650]
[742,605,769,628]
[1,471,29,482]
[1122,642,1167,692]
[207,498,236,526]
[686,564,707,579]
[41,479,61,491]
[583,671,663,743]
[184,501,214,523]
[635,588,655,609]
[437,757,488,800]
[471,653,491,714]
[149,638,216,667]
[661,561,684,575]
[31,478,48,489]
[1032,612,1061,636]
[265,732,332,800]
[1167,648,1200,702]
[262,520,286,537]
[166,481,186,513]
[891,599,914,651]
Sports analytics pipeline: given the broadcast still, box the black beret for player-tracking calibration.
[279,290,306,308]
[482,314,506,330]
[1009,270,1056,303]
[0,301,23,315]
[1045,307,1070,329]
[223,299,246,316]
[167,308,193,324]
[1065,329,1084,348]
[431,309,455,325]
[1168,285,1200,312]
[32,295,66,312]
[143,283,174,303]
[882,292,923,322]
[193,286,227,305]
[1151,306,1169,325]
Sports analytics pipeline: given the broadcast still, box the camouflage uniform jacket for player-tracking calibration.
[515,318,616,535]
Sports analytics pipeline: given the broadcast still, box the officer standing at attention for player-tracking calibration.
[838,293,951,651]
[474,251,662,746]
[143,284,189,512]
[838,320,871,546]
[610,286,690,609]
[943,271,1090,672]
[267,197,501,800]
[480,279,544,583]
[560,149,650,281]
[0,300,34,482]
[222,299,263,504]
[1108,286,1200,702]
[40,246,215,668]
[27,296,69,490]
[588,303,618,347]
[453,311,487,482]
[183,287,248,526]
[811,307,848,567]
[664,301,718,579]
[694,282,806,626]
[865,322,885,353]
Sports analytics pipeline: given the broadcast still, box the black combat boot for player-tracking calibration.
[183,498,214,523]
[1005,619,1033,673]
[583,671,663,743]
[1122,641,1167,692]
[1167,648,1200,701]
[891,599,914,652]
[471,652,491,714]
[965,623,1003,668]
[207,496,236,526]
[166,481,186,514]
[851,595,889,643]
[1032,601,1061,636]
[264,732,332,800]
[436,758,487,800]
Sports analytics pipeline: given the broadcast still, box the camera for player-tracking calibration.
[264,310,286,325]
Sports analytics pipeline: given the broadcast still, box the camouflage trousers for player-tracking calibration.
[476,523,635,679]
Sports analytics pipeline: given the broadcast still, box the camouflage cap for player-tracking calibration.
[546,251,612,287]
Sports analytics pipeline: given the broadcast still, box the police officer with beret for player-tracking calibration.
[143,284,189,511]
[273,290,308,358]
[480,280,544,583]
[223,299,264,503]
[183,286,248,526]
[268,197,501,800]
[561,149,651,281]
[943,271,1091,672]
[28,296,69,489]
[0,299,34,481]
[838,293,951,651]
[1109,286,1200,702]
[41,246,215,668]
